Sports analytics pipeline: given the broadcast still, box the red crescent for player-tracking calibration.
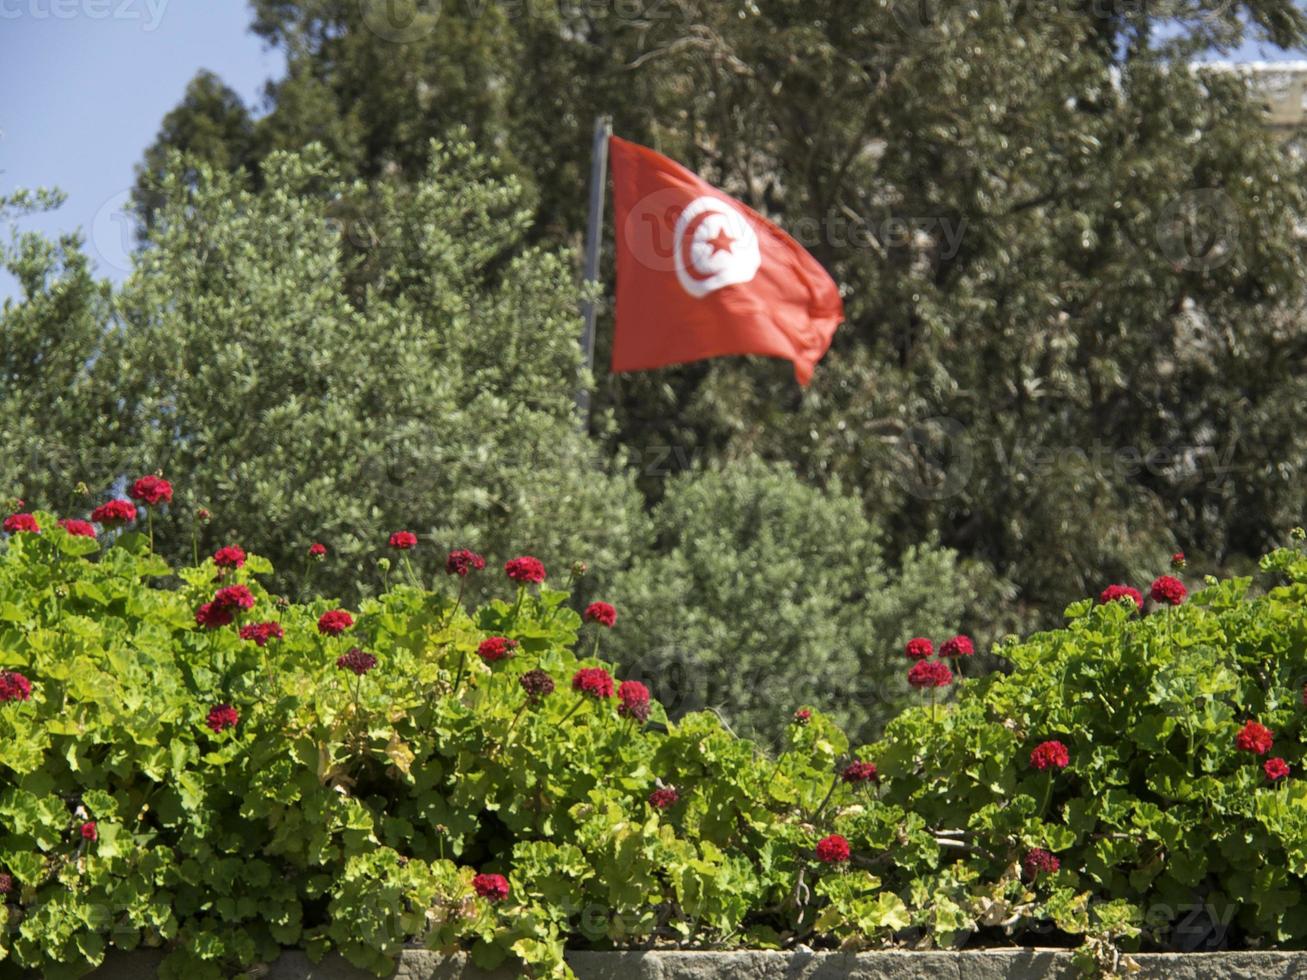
[679,210,720,282]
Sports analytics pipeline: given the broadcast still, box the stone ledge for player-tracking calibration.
[75,948,1307,979]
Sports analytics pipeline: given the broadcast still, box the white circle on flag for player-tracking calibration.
[673,196,762,299]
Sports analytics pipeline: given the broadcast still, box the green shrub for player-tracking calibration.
[2,506,1307,978]
[612,459,973,745]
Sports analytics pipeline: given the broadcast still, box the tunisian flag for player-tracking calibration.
[609,136,843,386]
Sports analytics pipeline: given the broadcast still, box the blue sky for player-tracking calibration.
[0,4,1303,302]
[0,2,283,300]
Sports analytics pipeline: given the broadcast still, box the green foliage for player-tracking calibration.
[4,516,1307,975]
[98,140,646,603]
[613,458,972,744]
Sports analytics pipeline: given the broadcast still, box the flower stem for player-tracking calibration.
[809,775,840,823]
[402,554,423,591]
[1039,770,1054,818]
[147,508,155,552]
[557,697,587,727]
[452,649,467,697]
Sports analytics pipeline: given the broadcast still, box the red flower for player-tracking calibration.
[318,609,354,636]
[214,584,255,612]
[905,637,934,660]
[1030,740,1070,771]
[477,636,518,663]
[841,761,879,785]
[0,872,12,894]
[388,530,418,550]
[445,549,486,577]
[58,518,96,538]
[1150,575,1187,606]
[907,660,953,689]
[91,499,136,526]
[0,671,32,703]
[793,708,812,725]
[129,475,173,507]
[1264,757,1291,782]
[815,834,850,864]
[649,787,680,810]
[195,602,234,630]
[520,669,555,700]
[309,542,327,559]
[505,556,546,584]
[336,648,377,676]
[1023,848,1060,877]
[3,513,39,535]
[1099,584,1143,611]
[1171,551,1187,570]
[239,622,284,647]
[213,545,246,569]
[939,635,974,658]
[472,873,510,902]
[206,704,239,733]
[80,821,98,842]
[196,508,211,523]
[584,601,617,628]
[617,680,651,722]
[1236,720,1274,755]
[572,667,614,699]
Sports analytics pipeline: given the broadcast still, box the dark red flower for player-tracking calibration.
[0,872,12,895]
[1236,720,1274,756]
[3,513,39,535]
[91,499,136,526]
[841,761,879,785]
[129,475,173,507]
[905,637,933,660]
[80,821,97,842]
[815,834,850,864]
[1150,575,1187,606]
[584,601,617,628]
[1171,552,1187,570]
[214,584,255,612]
[318,609,354,636]
[58,519,96,538]
[309,542,327,559]
[337,648,377,676]
[520,669,555,700]
[239,622,284,647]
[196,508,212,523]
[617,680,651,722]
[793,708,812,725]
[572,667,614,699]
[649,787,680,810]
[206,704,239,733]
[908,660,953,689]
[472,873,510,902]
[213,545,246,569]
[0,671,32,703]
[1264,757,1291,782]
[1099,584,1144,611]
[939,635,974,658]
[1030,740,1070,771]
[388,530,417,551]
[1023,848,1060,877]
[195,602,234,630]
[477,636,518,663]
[445,549,486,577]
[505,556,546,584]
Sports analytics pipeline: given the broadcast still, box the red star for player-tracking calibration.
[706,226,735,256]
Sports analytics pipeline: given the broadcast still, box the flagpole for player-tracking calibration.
[576,114,612,425]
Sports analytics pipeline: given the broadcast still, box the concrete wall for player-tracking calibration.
[80,948,1307,979]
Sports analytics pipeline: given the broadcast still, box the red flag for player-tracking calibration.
[609,135,843,386]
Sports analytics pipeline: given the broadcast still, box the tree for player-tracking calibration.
[99,139,648,601]
[0,190,115,514]
[128,0,1307,637]
[612,457,972,745]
